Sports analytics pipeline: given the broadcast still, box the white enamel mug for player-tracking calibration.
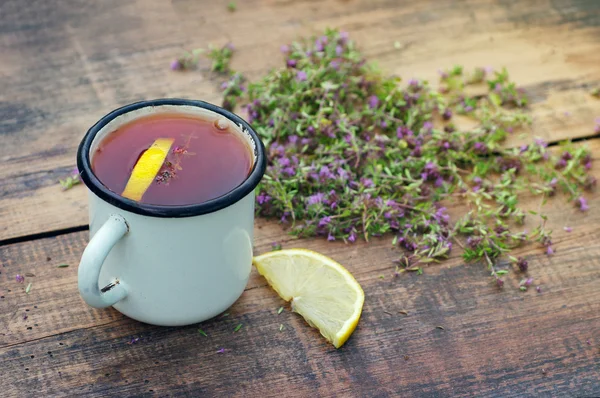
[76,99,266,326]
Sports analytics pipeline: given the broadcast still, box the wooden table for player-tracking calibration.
[1,1,599,396]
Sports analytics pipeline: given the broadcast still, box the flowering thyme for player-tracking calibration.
[218,29,593,287]
[171,43,234,73]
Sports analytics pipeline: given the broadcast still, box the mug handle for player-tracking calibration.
[78,214,129,308]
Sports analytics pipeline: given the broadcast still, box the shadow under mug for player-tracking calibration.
[76,99,267,326]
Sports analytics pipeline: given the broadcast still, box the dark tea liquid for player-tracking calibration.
[92,112,253,206]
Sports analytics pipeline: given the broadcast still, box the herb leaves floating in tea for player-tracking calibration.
[221,29,594,287]
[155,133,197,185]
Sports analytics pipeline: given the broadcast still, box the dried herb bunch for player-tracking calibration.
[222,29,594,285]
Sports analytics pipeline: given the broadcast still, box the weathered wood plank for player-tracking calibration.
[3,0,600,240]
[0,177,599,396]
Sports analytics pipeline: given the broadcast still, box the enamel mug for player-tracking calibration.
[76,99,266,326]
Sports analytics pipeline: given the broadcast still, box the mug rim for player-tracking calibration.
[77,98,267,218]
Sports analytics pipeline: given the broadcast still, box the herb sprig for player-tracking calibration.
[171,43,234,73]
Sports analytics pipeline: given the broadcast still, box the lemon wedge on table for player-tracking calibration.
[253,249,364,348]
[121,138,174,201]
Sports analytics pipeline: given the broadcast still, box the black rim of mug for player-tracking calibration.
[76,98,267,218]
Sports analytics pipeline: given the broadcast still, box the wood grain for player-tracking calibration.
[2,0,600,396]
[1,176,599,396]
[3,0,600,240]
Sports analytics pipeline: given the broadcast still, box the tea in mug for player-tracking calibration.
[92,113,253,205]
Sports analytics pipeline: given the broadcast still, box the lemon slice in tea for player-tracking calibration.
[253,249,364,348]
[122,137,174,201]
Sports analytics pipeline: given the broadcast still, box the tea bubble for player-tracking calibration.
[214,118,229,132]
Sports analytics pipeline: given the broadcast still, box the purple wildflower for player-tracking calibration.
[315,39,324,52]
[467,236,482,249]
[535,138,548,148]
[217,348,226,354]
[442,108,452,120]
[319,166,335,180]
[555,158,567,169]
[500,158,522,173]
[170,59,181,70]
[330,60,340,70]
[16,274,24,283]
[525,278,534,287]
[561,151,573,161]
[473,142,487,154]
[278,157,291,167]
[318,216,332,228]
[548,178,558,195]
[280,45,290,53]
[296,70,307,82]
[563,226,572,233]
[396,127,405,139]
[283,167,296,176]
[576,196,589,211]
[287,59,297,68]
[270,142,286,156]
[519,144,528,153]
[256,193,271,205]
[337,167,349,181]
[422,121,433,132]
[516,257,528,272]
[422,162,440,181]
[496,278,504,288]
[368,95,379,109]
[361,178,374,188]
[327,233,336,241]
[546,246,554,256]
[433,207,450,226]
[348,231,357,243]
[307,192,325,205]
[335,45,343,56]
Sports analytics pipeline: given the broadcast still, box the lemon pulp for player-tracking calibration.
[253,249,364,348]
